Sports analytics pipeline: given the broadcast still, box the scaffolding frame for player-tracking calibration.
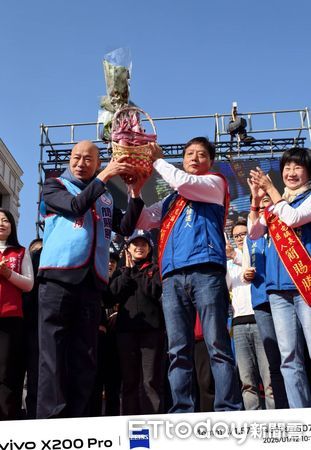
[37,106,311,235]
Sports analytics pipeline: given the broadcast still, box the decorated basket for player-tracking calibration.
[111,106,157,184]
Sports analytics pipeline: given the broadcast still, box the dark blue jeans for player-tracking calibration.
[162,265,242,412]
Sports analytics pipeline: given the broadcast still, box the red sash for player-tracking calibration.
[265,208,311,306]
[157,172,230,275]
[158,195,188,275]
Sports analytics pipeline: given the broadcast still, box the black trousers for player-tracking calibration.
[117,329,166,415]
[0,317,25,420]
[194,339,215,412]
[90,327,121,417]
[37,277,101,419]
[22,312,39,419]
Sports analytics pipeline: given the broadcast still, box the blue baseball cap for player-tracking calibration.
[127,230,153,247]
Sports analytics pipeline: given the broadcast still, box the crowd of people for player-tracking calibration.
[0,137,310,420]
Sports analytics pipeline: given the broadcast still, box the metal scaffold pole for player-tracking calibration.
[36,106,311,236]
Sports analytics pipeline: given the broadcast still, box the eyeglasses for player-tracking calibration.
[233,232,247,240]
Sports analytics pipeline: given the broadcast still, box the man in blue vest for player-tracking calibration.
[37,140,144,418]
[137,137,242,412]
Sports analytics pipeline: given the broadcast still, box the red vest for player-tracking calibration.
[0,247,25,318]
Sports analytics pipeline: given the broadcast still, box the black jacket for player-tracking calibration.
[109,261,165,332]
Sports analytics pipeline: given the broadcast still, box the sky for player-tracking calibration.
[0,0,310,246]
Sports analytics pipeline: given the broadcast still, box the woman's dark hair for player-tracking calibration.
[109,250,120,264]
[183,136,216,161]
[0,208,21,248]
[280,147,311,178]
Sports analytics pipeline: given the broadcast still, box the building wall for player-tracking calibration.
[0,139,23,224]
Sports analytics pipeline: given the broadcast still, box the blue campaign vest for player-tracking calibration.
[39,177,113,283]
[160,192,227,277]
[246,235,268,307]
[265,190,311,292]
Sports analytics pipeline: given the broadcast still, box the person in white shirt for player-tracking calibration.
[136,137,242,413]
[226,218,273,410]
